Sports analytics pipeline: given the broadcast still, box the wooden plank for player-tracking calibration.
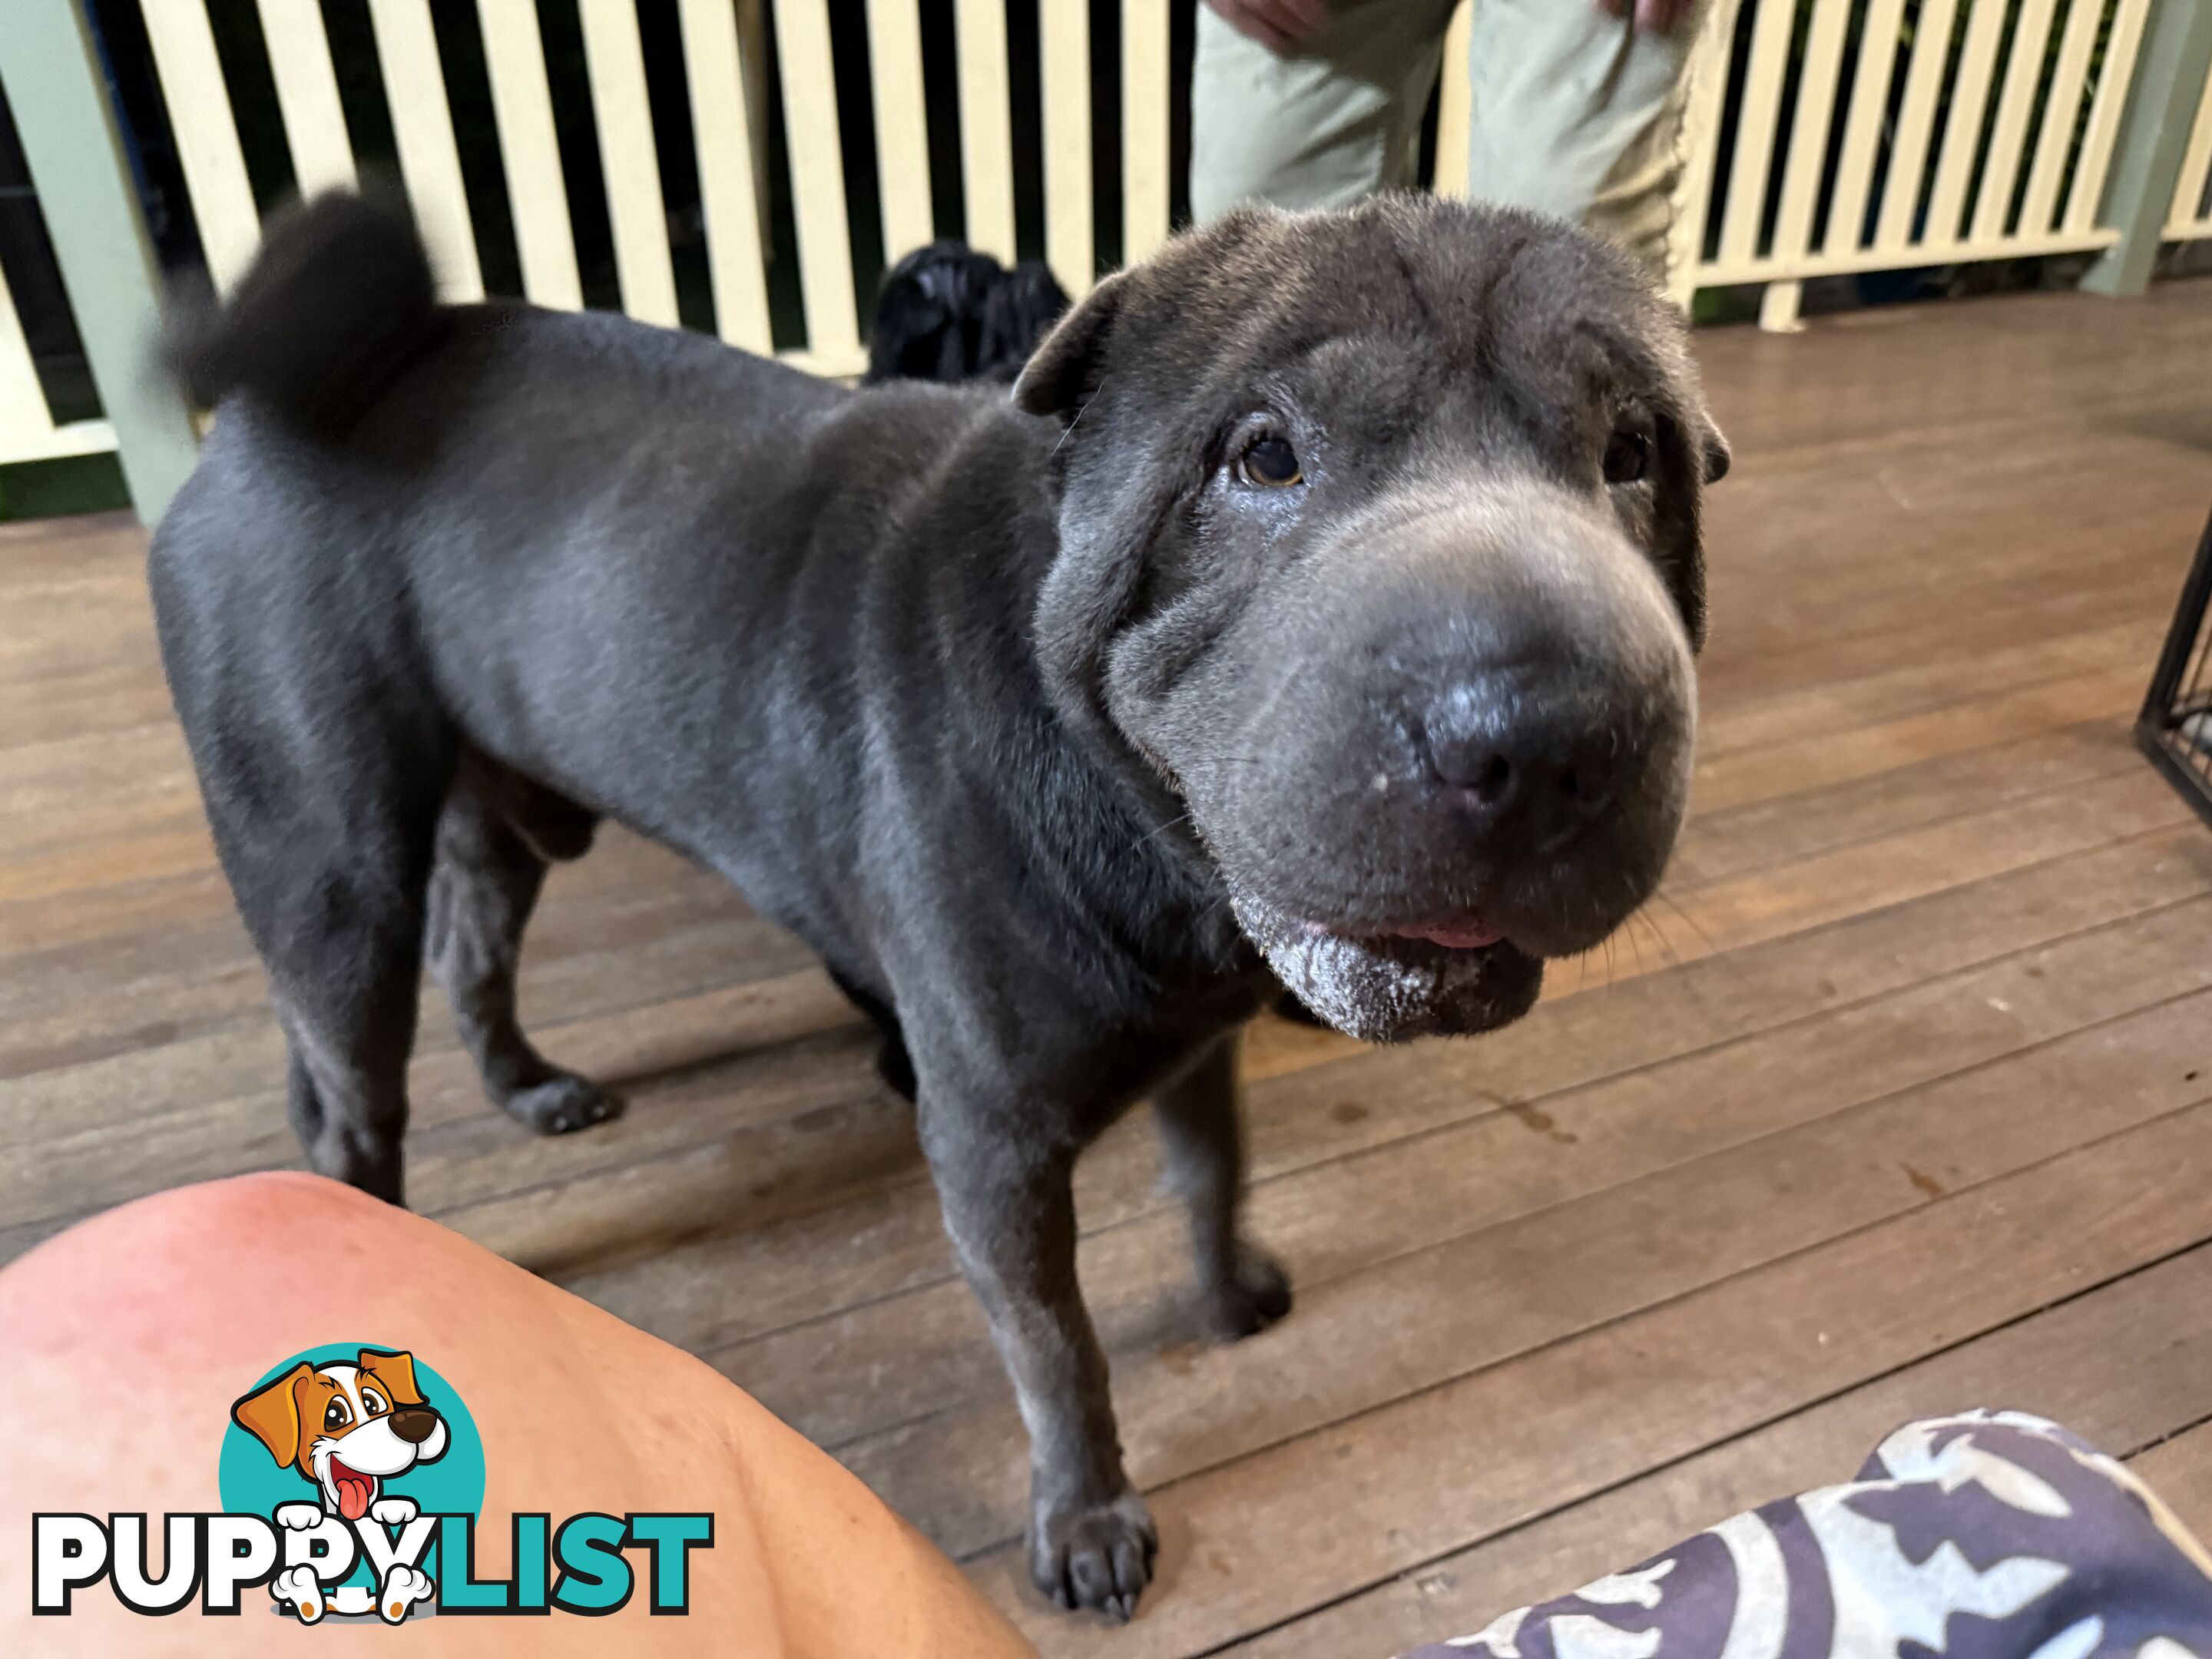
[975,1100,2212,1652]
[2016,0,2104,237]
[0,869,790,1086]
[1671,720,2140,886]
[770,0,862,365]
[136,0,262,289]
[1873,0,1962,249]
[787,911,2212,1495]
[954,0,1016,264]
[1690,664,2147,813]
[572,812,2208,1364]
[1967,0,2061,243]
[1821,0,1907,254]
[866,0,935,264]
[678,0,774,349]
[1230,1244,2212,1657]
[1768,0,1853,266]
[1038,0,1092,294]
[364,0,485,299]
[1121,0,1173,260]
[578,0,680,326]
[1697,615,2155,760]
[1716,0,1796,267]
[253,0,357,196]
[758,898,2212,1477]
[0,952,860,1267]
[2131,1419,2212,1536]
[478,0,584,309]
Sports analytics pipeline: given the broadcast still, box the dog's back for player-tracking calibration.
[148,197,1074,1113]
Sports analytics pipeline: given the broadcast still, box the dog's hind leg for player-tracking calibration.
[426,757,618,1135]
[1154,1034,1292,1341]
[213,758,449,1207]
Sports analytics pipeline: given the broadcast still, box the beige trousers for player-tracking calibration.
[1190,0,1700,282]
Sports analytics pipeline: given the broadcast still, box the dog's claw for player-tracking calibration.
[1030,1489,1157,1621]
[502,1072,621,1137]
[273,1502,325,1532]
[368,1496,417,1527]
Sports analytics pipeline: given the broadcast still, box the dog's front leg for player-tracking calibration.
[921,1111,1154,1620]
[1154,1034,1292,1341]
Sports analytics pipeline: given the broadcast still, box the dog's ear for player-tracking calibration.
[232,1362,313,1467]
[1700,420,1731,484]
[1013,269,1132,425]
[358,1349,425,1406]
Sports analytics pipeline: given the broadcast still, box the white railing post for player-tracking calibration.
[0,0,200,523]
[2081,0,2212,297]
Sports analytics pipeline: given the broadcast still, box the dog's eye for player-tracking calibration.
[323,1399,351,1430]
[360,1389,386,1415]
[1602,428,1650,485]
[1239,435,1303,488]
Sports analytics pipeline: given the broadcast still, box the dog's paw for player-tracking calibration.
[369,1495,417,1527]
[271,1565,326,1624]
[1029,1489,1157,1621]
[377,1563,435,1624]
[1204,1241,1293,1342]
[273,1502,326,1532]
[502,1072,621,1136]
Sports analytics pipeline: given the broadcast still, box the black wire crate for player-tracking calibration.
[2139,502,2212,830]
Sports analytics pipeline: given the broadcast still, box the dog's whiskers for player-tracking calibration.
[1050,375,1105,457]
[1131,810,1195,851]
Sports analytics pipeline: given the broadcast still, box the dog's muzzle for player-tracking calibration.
[1233,892,1544,1041]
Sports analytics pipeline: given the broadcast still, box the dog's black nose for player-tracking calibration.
[389,1407,439,1445]
[1423,676,1621,849]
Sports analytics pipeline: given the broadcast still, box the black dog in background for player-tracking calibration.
[865,240,1068,385]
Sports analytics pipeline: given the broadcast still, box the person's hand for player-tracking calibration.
[1205,0,1330,51]
[1600,0,1697,31]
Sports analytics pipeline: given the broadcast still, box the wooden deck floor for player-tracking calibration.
[10,283,2212,1654]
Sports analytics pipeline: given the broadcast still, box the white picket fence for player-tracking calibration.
[2170,44,2212,240]
[1,0,2207,468]
[1654,0,2164,324]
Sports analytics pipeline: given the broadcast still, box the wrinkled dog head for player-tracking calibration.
[1018,196,1727,1040]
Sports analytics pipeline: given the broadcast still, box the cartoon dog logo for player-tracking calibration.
[231,1349,449,1622]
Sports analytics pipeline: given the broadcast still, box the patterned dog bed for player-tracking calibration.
[1404,1413,2212,1659]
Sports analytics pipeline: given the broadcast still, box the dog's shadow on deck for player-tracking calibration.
[428,967,935,1281]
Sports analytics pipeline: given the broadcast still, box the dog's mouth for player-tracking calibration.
[328,1458,379,1522]
[1230,893,1543,1041]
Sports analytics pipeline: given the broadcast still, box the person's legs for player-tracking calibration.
[0,1174,1036,1657]
[1190,0,1459,220]
[1461,0,1703,280]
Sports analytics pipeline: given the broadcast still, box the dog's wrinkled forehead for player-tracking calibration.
[1021,196,1690,445]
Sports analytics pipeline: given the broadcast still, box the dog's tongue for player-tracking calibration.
[333,1464,374,1522]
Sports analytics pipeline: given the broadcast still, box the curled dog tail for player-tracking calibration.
[166,190,438,439]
